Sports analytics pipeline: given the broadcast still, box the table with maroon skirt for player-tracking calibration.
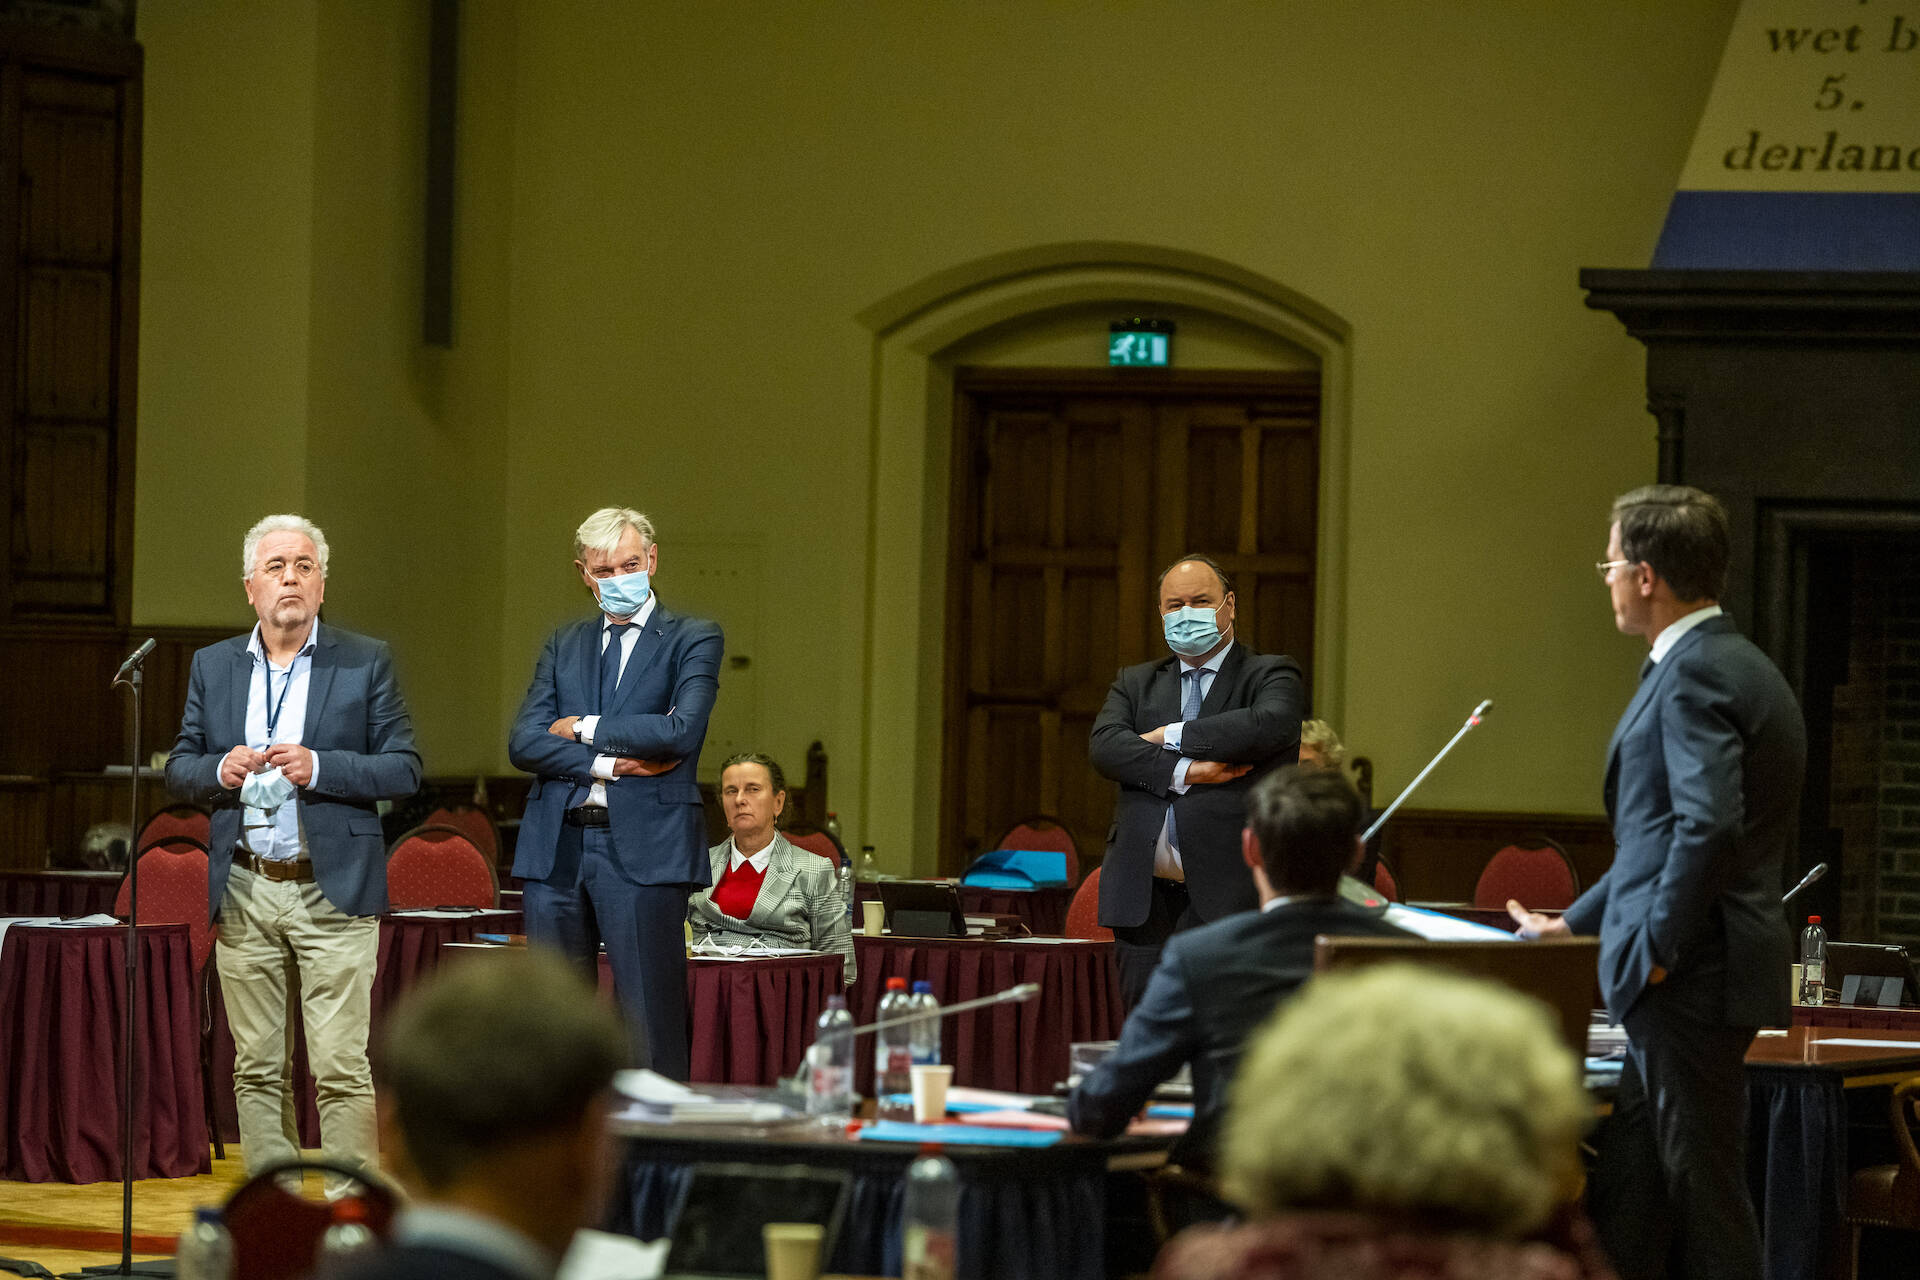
[847,934,1125,1095]
[0,921,208,1182]
[0,869,124,917]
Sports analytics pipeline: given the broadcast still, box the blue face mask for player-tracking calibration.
[1163,604,1223,658]
[594,569,650,619]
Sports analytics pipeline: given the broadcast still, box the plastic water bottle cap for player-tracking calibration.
[1808,915,1822,924]
[886,976,909,991]
[912,980,933,994]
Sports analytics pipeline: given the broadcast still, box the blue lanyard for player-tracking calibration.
[262,658,297,743]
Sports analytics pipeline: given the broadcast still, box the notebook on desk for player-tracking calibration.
[662,1163,850,1280]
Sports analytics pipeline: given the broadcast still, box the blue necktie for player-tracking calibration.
[1166,667,1205,849]
[599,623,632,713]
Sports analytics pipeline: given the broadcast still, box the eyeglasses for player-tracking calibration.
[1595,559,1638,581]
[254,558,320,580]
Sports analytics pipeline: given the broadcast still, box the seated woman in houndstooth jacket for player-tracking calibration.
[686,752,854,984]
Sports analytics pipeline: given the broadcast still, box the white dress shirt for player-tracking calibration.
[239,620,320,861]
[1650,604,1723,664]
[1152,640,1234,880]
[574,594,656,807]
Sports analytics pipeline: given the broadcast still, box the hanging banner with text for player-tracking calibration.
[1654,0,1920,268]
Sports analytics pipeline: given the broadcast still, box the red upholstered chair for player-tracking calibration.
[113,836,223,1157]
[223,1159,397,1280]
[1065,865,1113,942]
[782,823,844,867]
[136,802,210,853]
[1371,858,1401,903]
[425,803,499,862]
[993,815,1082,888]
[1472,839,1580,911]
[386,824,497,910]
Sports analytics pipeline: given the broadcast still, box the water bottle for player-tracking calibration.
[859,844,880,882]
[318,1197,378,1261]
[806,994,856,1119]
[1800,915,1827,1006]
[903,1149,960,1280]
[876,977,915,1120]
[175,1207,234,1280]
[909,980,942,1070]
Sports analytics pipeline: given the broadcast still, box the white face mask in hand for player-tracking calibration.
[240,765,296,814]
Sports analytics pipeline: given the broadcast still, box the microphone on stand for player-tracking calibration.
[848,981,1040,1040]
[1782,862,1827,906]
[1361,699,1494,844]
[111,637,155,686]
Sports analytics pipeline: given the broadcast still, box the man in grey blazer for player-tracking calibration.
[1511,485,1805,1280]
[167,514,421,1190]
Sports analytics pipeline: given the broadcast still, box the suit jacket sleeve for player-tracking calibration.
[802,857,857,985]
[1068,949,1197,1138]
[1089,670,1177,797]
[1177,658,1305,763]
[592,621,724,759]
[507,629,602,781]
[307,641,423,802]
[1645,659,1747,969]
[165,647,238,809]
[1559,870,1609,935]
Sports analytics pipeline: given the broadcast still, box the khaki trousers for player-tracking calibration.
[216,864,379,1193]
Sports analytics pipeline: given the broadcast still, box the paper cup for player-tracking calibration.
[910,1062,954,1122]
[764,1222,825,1280]
[1790,963,1804,1003]
[862,899,886,936]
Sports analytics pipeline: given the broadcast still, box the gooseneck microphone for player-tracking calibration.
[112,637,155,685]
[1361,700,1494,844]
[1782,862,1827,906]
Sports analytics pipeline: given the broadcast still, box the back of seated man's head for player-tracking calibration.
[1245,766,1362,896]
[375,950,627,1214]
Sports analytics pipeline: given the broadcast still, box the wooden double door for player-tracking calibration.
[940,368,1322,874]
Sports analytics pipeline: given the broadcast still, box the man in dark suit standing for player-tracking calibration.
[1090,554,1306,1003]
[167,514,421,1193]
[1069,766,1408,1170]
[1511,485,1806,1280]
[509,507,722,1079]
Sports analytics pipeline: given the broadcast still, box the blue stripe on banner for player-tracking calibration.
[1651,191,1920,270]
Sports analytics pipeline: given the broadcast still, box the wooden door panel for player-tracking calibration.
[1258,426,1317,553]
[1061,416,1124,549]
[20,267,112,418]
[20,95,118,263]
[1182,420,1245,550]
[10,420,109,610]
[984,412,1053,549]
[983,566,1047,695]
[1059,568,1120,708]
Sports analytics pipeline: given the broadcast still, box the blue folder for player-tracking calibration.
[960,848,1069,890]
[856,1121,1063,1147]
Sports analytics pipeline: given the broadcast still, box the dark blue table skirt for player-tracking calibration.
[1747,1068,1849,1280]
[613,1149,1107,1280]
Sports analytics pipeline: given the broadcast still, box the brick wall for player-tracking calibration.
[1828,542,1920,952]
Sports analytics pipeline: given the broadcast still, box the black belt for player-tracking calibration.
[564,805,611,828]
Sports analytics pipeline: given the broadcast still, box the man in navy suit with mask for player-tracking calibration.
[510,507,723,1078]
[1090,554,1306,1005]
[1511,485,1805,1280]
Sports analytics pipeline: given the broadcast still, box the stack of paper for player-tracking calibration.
[612,1069,788,1124]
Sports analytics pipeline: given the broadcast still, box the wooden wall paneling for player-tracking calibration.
[1376,807,1614,904]
[0,775,49,869]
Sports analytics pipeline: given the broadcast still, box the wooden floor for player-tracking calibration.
[0,1148,246,1276]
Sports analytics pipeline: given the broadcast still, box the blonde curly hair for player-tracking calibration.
[1220,963,1588,1237]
